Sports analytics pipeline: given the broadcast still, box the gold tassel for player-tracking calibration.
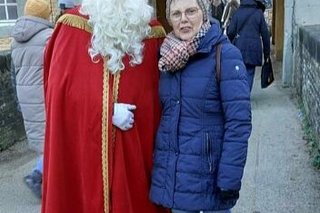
[56,14,92,33]
[148,26,166,39]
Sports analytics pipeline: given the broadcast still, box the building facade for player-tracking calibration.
[0,0,83,50]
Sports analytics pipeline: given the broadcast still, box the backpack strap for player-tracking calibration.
[215,43,222,82]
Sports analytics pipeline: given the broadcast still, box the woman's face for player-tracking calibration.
[169,0,204,41]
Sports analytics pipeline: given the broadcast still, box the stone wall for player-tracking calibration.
[0,37,12,51]
[293,25,320,138]
[283,0,320,86]
[0,51,25,151]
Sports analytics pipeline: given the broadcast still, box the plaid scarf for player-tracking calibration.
[159,21,211,72]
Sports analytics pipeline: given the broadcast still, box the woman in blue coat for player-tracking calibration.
[150,0,252,212]
[227,0,270,91]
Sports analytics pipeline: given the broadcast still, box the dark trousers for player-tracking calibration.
[245,64,256,92]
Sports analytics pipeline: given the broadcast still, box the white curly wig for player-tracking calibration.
[80,0,153,74]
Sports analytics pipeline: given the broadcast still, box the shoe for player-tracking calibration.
[23,170,42,199]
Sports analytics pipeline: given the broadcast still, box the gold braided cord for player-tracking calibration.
[111,73,121,144]
[148,25,166,39]
[101,59,110,213]
[112,73,121,109]
[56,14,92,33]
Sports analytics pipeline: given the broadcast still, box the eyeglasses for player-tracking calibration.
[170,7,200,22]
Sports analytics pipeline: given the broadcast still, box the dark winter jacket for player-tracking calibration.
[221,0,239,30]
[150,22,252,211]
[227,0,270,66]
[212,3,225,25]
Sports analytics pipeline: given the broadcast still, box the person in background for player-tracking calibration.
[58,0,76,14]
[11,0,53,199]
[55,0,76,22]
[221,0,239,33]
[210,0,225,25]
[255,0,266,12]
[150,0,252,212]
[42,0,169,212]
[227,0,270,91]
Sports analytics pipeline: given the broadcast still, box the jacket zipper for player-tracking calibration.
[206,133,213,173]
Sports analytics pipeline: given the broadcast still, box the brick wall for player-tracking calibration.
[293,25,320,138]
[0,51,25,151]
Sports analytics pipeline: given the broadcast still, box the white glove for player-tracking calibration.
[112,103,136,131]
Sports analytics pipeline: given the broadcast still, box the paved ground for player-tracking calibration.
[0,141,40,213]
[233,62,320,213]
[0,62,319,213]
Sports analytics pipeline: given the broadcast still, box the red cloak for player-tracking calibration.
[42,8,167,213]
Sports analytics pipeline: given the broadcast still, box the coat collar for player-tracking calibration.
[197,18,227,54]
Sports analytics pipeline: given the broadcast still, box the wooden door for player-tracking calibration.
[156,0,172,33]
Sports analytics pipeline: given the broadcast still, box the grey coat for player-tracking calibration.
[11,16,53,153]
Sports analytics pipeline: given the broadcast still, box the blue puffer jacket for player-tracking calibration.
[150,23,252,211]
[227,0,270,66]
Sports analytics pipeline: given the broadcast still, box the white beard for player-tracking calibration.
[80,0,153,74]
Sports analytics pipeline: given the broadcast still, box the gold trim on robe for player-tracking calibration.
[101,59,110,213]
[101,64,121,213]
[148,25,166,39]
[56,14,93,33]
[112,73,121,145]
